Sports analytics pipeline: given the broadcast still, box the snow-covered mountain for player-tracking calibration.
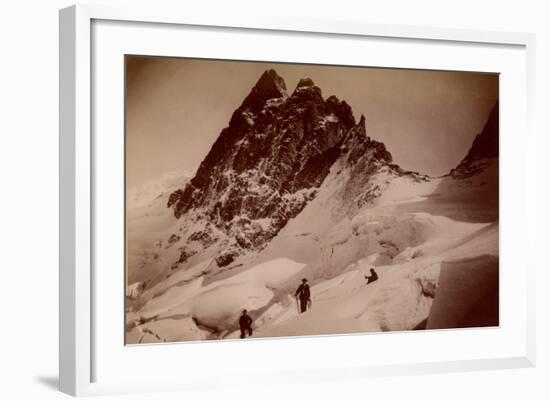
[164,70,420,272]
[126,70,499,343]
[127,170,194,210]
[126,170,192,284]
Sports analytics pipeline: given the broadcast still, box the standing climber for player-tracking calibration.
[365,268,379,285]
[239,309,253,339]
[295,278,311,313]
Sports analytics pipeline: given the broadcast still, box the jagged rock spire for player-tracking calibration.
[167,69,394,267]
[463,101,499,161]
[240,69,288,112]
[451,101,499,178]
[295,78,315,89]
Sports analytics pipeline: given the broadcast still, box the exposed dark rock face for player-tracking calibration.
[167,70,395,267]
[451,102,499,178]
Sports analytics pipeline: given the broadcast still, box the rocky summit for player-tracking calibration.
[167,69,394,267]
[451,101,499,178]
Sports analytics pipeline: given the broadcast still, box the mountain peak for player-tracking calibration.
[292,77,323,100]
[240,69,288,112]
[451,101,499,178]
[465,101,498,160]
[295,78,315,89]
[258,69,287,92]
[168,70,397,268]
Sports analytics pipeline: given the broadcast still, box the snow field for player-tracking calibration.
[129,258,307,342]
[126,155,499,343]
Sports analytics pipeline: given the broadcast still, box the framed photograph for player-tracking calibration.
[59,4,536,397]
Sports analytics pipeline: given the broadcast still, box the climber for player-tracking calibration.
[295,278,311,313]
[239,309,253,339]
[365,268,379,285]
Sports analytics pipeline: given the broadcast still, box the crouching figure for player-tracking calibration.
[365,268,379,285]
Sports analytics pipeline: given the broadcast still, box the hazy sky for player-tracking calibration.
[126,56,498,189]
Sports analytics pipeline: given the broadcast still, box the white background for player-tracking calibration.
[92,18,528,387]
[0,0,547,400]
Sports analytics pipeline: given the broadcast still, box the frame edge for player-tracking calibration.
[60,4,93,397]
[62,3,537,395]
[524,33,537,368]
[59,5,77,396]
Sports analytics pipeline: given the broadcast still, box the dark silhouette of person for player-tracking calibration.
[295,278,311,313]
[365,268,379,285]
[239,309,253,339]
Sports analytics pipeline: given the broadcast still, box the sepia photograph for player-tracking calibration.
[125,56,499,344]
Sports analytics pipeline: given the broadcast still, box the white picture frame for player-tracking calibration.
[59,4,536,397]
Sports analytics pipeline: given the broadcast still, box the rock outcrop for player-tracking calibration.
[451,101,499,178]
